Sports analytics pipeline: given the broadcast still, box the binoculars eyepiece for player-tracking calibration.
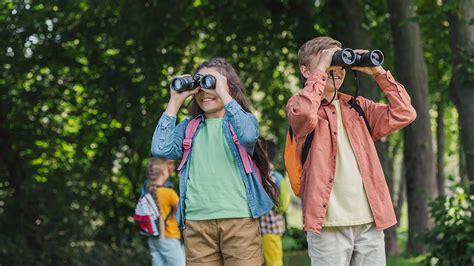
[331,48,384,67]
[171,74,216,92]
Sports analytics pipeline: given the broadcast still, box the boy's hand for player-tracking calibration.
[314,47,341,73]
[350,49,387,77]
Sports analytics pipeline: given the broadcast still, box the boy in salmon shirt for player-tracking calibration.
[286,36,416,265]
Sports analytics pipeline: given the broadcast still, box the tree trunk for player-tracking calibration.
[447,0,474,195]
[396,168,406,222]
[460,143,468,187]
[387,0,437,254]
[333,0,376,98]
[378,140,401,256]
[436,102,445,196]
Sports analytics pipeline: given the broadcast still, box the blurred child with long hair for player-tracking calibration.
[146,157,184,266]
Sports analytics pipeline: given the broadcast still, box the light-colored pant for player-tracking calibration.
[148,237,185,266]
[306,223,385,266]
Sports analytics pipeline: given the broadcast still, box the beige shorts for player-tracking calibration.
[183,218,263,266]
[306,223,386,266]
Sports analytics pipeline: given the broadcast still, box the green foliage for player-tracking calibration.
[282,227,308,251]
[422,179,474,265]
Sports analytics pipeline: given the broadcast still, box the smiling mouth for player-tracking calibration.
[201,97,216,103]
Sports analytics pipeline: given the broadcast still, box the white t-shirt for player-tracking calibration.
[323,100,374,227]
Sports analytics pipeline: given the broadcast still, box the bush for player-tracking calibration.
[422,184,474,265]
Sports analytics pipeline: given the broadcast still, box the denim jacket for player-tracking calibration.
[151,99,274,229]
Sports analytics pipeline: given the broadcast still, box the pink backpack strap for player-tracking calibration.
[177,117,202,171]
[229,124,253,174]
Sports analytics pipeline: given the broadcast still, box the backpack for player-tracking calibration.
[177,116,263,184]
[133,192,173,237]
[284,97,372,197]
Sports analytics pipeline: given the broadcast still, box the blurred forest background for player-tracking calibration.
[0,0,472,265]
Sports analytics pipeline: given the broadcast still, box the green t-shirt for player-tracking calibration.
[185,118,252,220]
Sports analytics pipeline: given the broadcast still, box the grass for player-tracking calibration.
[283,252,425,266]
[387,255,425,266]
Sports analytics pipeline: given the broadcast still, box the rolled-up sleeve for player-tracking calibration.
[150,114,188,160]
[287,70,327,139]
[364,70,417,140]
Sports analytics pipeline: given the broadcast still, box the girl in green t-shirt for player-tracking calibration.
[152,57,278,266]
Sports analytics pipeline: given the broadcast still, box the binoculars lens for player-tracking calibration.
[170,76,195,92]
[357,50,384,67]
[370,50,383,65]
[171,78,187,91]
[331,48,356,67]
[201,75,216,90]
[341,50,356,65]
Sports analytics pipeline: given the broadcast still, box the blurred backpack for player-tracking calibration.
[133,192,173,237]
[134,193,161,236]
[284,126,306,197]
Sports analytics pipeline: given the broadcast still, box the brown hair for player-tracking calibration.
[189,58,278,204]
[146,157,168,237]
[298,36,342,67]
[146,157,168,182]
[146,157,168,208]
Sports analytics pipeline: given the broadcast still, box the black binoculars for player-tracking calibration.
[170,74,216,92]
[331,48,384,67]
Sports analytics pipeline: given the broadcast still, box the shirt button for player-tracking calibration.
[323,204,327,208]
[333,156,336,159]
[333,132,336,135]
[329,179,333,183]
[322,78,326,81]
[332,111,335,114]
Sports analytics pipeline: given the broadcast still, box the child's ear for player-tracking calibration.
[300,65,310,79]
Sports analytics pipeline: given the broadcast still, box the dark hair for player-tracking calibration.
[189,57,278,204]
[265,139,277,162]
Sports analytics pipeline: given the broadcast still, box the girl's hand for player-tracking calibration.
[169,74,200,103]
[165,75,200,116]
[350,49,386,77]
[202,70,233,105]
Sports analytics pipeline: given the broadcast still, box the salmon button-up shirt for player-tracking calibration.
[287,70,417,233]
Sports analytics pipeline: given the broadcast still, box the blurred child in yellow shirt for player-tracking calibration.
[146,157,184,266]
